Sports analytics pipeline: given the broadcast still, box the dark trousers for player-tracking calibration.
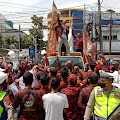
[76,49,83,53]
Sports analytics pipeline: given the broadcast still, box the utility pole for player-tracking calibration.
[91,13,94,39]
[109,14,112,55]
[107,9,115,55]
[19,25,21,59]
[98,0,103,54]
[39,39,42,61]
[34,37,37,58]
[83,3,86,27]
[95,14,98,59]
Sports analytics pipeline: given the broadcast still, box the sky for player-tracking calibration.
[0,0,120,40]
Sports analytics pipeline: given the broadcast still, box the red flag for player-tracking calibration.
[83,27,97,56]
[83,27,97,64]
[48,1,59,56]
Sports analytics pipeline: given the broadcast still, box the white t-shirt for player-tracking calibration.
[61,26,67,39]
[10,69,38,96]
[42,92,69,120]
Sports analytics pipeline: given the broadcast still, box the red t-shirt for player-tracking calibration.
[76,37,83,50]
[12,88,44,120]
[95,64,101,73]
[61,85,80,120]
[59,80,68,91]
[72,31,83,50]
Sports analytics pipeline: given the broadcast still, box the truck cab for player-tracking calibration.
[48,52,85,71]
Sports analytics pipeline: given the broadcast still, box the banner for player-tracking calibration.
[48,1,59,56]
[83,27,97,56]
[83,27,97,64]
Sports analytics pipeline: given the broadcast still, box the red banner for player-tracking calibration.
[83,27,97,63]
[83,27,97,56]
[48,1,58,56]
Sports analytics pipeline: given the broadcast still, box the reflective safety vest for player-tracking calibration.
[0,90,7,120]
[94,86,120,119]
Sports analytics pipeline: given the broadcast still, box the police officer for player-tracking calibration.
[84,70,120,120]
[0,71,16,120]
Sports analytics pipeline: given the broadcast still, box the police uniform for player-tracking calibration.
[0,71,16,120]
[84,70,120,120]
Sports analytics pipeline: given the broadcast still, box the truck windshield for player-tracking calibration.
[48,57,84,71]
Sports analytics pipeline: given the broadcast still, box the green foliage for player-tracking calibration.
[21,34,34,49]
[0,34,19,49]
[0,34,4,47]
[20,14,48,50]
[42,40,48,49]
[0,15,47,51]
[29,15,47,52]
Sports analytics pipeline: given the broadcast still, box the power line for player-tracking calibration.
[0,2,115,32]
[0,1,51,10]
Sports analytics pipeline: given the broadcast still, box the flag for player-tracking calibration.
[52,1,58,13]
[68,27,73,52]
[83,27,97,55]
[48,1,59,56]
[83,27,97,63]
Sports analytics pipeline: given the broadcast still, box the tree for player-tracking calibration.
[41,40,48,49]
[0,34,4,48]
[29,15,47,52]
[0,35,19,49]
[21,34,34,49]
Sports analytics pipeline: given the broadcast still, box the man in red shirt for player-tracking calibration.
[98,54,110,72]
[78,73,99,120]
[61,74,86,120]
[57,16,69,56]
[49,67,57,79]
[72,29,83,53]
[86,61,97,77]
[7,62,15,85]
[33,71,43,90]
[12,72,44,120]
[59,67,69,91]
[16,58,28,79]
[33,72,50,120]
[39,73,51,94]
[2,58,15,86]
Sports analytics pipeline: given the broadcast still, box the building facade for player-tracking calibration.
[47,8,84,52]
[0,13,25,39]
[84,11,120,54]
[47,8,120,54]
[47,8,84,32]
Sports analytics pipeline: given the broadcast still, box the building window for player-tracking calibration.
[113,35,117,40]
[66,20,69,23]
[116,13,120,16]
[103,35,117,41]
[60,10,69,17]
[60,20,69,23]
[71,10,74,16]
[103,36,108,40]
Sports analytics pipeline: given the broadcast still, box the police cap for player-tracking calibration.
[99,70,113,79]
[0,72,8,84]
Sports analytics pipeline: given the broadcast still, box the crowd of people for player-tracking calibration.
[0,53,119,120]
